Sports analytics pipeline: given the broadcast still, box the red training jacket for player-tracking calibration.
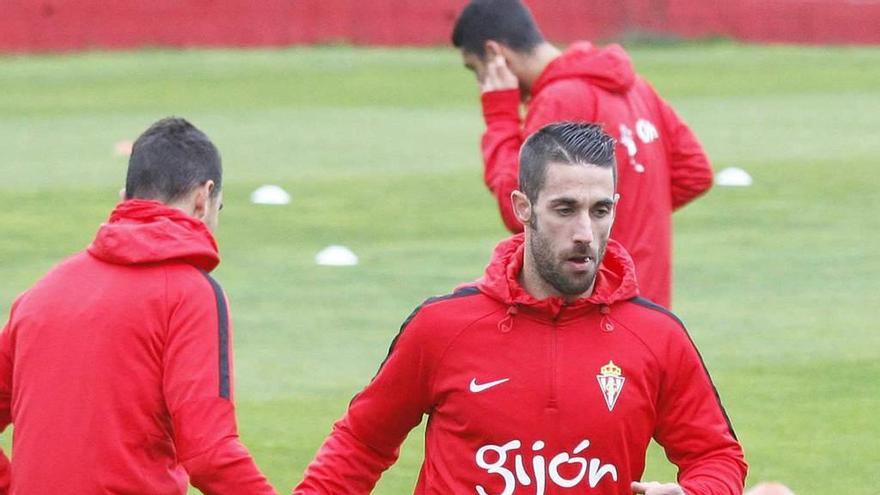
[0,200,276,495]
[480,42,714,307]
[294,235,746,494]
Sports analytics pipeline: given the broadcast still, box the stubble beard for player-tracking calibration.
[528,216,604,298]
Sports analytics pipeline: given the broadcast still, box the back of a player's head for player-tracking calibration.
[125,117,222,202]
[451,0,545,58]
[519,122,617,203]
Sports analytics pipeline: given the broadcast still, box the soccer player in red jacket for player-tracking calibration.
[452,0,715,308]
[0,118,276,494]
[293,122,746,494]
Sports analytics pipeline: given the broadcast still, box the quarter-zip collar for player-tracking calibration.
[477,234,639,326]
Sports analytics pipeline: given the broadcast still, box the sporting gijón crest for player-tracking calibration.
[596,361,625,411]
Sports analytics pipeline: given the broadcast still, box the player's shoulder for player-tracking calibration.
[402,285,494,333]
[28,250,91,286]
[164,264,225,303]
[21,251,107,305]
[611,297,705,360]
[424,285,483,304]
[406,285,487,319]
[616,296,689,337]
[387,286,498,360]
[164,261,215,283]
[534,77,593,101]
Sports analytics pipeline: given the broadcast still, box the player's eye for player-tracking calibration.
[556,207,574,216]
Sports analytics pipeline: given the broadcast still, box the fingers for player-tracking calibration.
[632,481,658,493]
[480,56,518,93]
[631,481,685,495]
[480,56,503,92]
[490,56,504,82]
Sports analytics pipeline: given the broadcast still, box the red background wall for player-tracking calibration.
[2,0,879,52]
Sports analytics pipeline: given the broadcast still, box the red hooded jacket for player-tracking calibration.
[294,235,746,494]
[480,42,714,307]
[0,200,276,494]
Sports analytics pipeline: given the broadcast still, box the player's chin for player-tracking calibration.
[558,274,594,296]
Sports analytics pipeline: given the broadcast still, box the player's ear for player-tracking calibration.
[512,190,532,225]
[118,188,126,201]
[606,193,621,234]
[484,40,502,60]
[191,180,215,221]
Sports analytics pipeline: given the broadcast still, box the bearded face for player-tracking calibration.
[529,214,607,296]
[518,162,617,301]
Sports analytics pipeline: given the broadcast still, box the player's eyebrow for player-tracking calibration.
[593,198,615,208]
[548,197,579,207]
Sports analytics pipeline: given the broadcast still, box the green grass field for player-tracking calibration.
[1,42,879,494]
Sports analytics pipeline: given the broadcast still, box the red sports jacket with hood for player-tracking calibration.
[480,42,714,307]
[294,235,746,495]
[0,200,276,495]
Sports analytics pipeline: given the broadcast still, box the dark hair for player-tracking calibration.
[519,122,617,202]
[451,0,545,58]
[125,117,222,202]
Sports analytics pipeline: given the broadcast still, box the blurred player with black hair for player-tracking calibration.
[0,117,276,494]
[452,0,714,308]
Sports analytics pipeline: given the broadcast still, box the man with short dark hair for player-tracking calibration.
[0,117,276,494]
[452,0,715,308]
[294,122,746,495]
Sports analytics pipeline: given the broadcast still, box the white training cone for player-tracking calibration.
[715,167,753,187]
[250,185,291,205]
[315,245,359,266]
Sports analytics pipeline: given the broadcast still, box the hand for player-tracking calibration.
[631,481,686,495]
[480,55,518,93]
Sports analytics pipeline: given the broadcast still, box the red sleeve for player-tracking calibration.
[294,307,436,494]
[480,84,595,233]
[480,89,526,233]
[653,325,747,495]
[656,95,714,209]
[0,300,18,495]
[164,273,276,495]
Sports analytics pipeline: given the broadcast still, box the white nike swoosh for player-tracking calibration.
[469,378,510,393]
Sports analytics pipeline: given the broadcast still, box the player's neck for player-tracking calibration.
[521,43,562,91]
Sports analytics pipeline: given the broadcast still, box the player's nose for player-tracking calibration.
[571,213,594,245]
